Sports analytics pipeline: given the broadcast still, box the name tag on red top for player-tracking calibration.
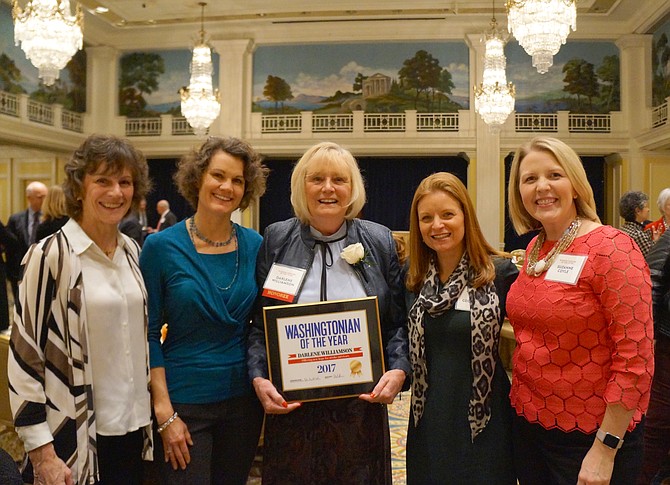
[262,263,307,302]
[544,253,587,285]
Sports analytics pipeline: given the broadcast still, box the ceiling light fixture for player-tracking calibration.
[506,0,576,74]
[474,0,515,133]
[180,2,220,137]
[12,0,83,86]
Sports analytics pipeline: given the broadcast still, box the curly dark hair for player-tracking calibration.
[174,136,268,211]
[618,191,648,222]
[63,134,151,220]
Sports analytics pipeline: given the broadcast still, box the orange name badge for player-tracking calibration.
[262,263,307,302]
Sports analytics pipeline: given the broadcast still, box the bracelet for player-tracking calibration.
[157,411,178,434]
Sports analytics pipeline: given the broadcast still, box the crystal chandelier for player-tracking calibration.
[180,2,220,137]
[506,0,576,74]
[474,4,515,133]
[12,0,83,86]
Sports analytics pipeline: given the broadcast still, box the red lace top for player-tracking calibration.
[507,225,654,433]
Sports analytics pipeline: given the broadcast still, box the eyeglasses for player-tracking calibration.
[305,174,350,186]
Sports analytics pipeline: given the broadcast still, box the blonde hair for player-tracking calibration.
[290,142,366,224]
[507,136,600,235]
[41,185,67,222]
[407,172,500,293]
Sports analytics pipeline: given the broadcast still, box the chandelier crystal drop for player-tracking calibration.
[474,13,516,133]
[12,0,83,86]
[506,0,576,74]
[180,2,221,137]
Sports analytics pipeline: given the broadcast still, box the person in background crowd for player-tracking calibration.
[5,181,47,304]
[618,190,654,256]
[506,136,654,485]
[151,199,177,233]
[247,141,410,484]
[8,134,153,485]
[140,137,268,485]
[638,229,670,484]
[0,222,17,332]
[645,188,670,241]
[36,184,69,241]
[404,172,517,484]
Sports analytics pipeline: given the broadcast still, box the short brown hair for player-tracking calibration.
[507,136,600,235]
[63,134,151,220]
[406,172,500,293]
[174,136,268,211]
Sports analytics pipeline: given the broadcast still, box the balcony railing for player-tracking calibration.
[0,89,638,140]
[652,102,668,128]
[0,91,84,133]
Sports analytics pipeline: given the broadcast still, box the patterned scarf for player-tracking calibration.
[408,253,501,441]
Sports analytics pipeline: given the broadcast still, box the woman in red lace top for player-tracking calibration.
[506,136,654,485]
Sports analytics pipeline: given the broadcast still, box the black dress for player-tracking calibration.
[406,259,517,485]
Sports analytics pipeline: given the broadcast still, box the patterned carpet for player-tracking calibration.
[0,394,411,484]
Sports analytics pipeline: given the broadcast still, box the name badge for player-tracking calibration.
[262,264,307,302]
[544,253,587,285]
[454,287,470,311]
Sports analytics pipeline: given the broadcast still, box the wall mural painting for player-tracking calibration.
[252,42,470,114]
[652,15,670,107]
[118,49,220,118]
[0,2,86,112]
[506,40,620,114]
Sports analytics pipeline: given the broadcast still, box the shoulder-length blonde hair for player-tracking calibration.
[41,185,67,222]
[290,142,366,224]
[507,136,600,235]
[407,172,500,293]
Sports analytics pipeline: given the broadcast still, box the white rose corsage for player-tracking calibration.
[341,243,371,282]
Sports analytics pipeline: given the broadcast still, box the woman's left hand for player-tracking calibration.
[359,369,406,404]
[577,441,616,485]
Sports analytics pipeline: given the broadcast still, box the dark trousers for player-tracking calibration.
[513,414,644,485]
[96,429,144,485]
[156,394,263,485]
[638,334,670,484]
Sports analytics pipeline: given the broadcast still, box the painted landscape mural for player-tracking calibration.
[252,42,470,114]
[118,49,220,118]
[0,2,86,112]
[652,15,670,107]
[505,40,619,114]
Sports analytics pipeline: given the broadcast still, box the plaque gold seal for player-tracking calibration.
[350,360,362,376]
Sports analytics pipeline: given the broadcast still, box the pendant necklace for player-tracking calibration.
[525,217,581,276]
[188,216,239,291]
[190,216,236,247]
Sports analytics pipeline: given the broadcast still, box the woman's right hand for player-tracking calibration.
[252,377,301,414]
[29,443,73,485]
[159,415,193,471]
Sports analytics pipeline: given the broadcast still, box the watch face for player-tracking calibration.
[602,433,621,449]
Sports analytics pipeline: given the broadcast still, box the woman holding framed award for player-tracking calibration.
[247,141,410,484]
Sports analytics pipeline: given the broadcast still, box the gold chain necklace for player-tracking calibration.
[526,217,581,276]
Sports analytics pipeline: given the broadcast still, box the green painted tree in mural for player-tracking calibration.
[353,73,368,93]
[652,33,670,105]
[0,53,26,94]
[597,55,620,112]
[263,75,293,113]
[65,50,87,113]
[119,52,165,117]
[563,58,599,111]
[435,68,455,111]
[399,50,442,110]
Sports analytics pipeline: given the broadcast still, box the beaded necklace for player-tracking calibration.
[188,216,239,291]
[525,217,581,276]
[189,216,236,247]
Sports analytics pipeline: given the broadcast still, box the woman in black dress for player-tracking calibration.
[405,172,517,484]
